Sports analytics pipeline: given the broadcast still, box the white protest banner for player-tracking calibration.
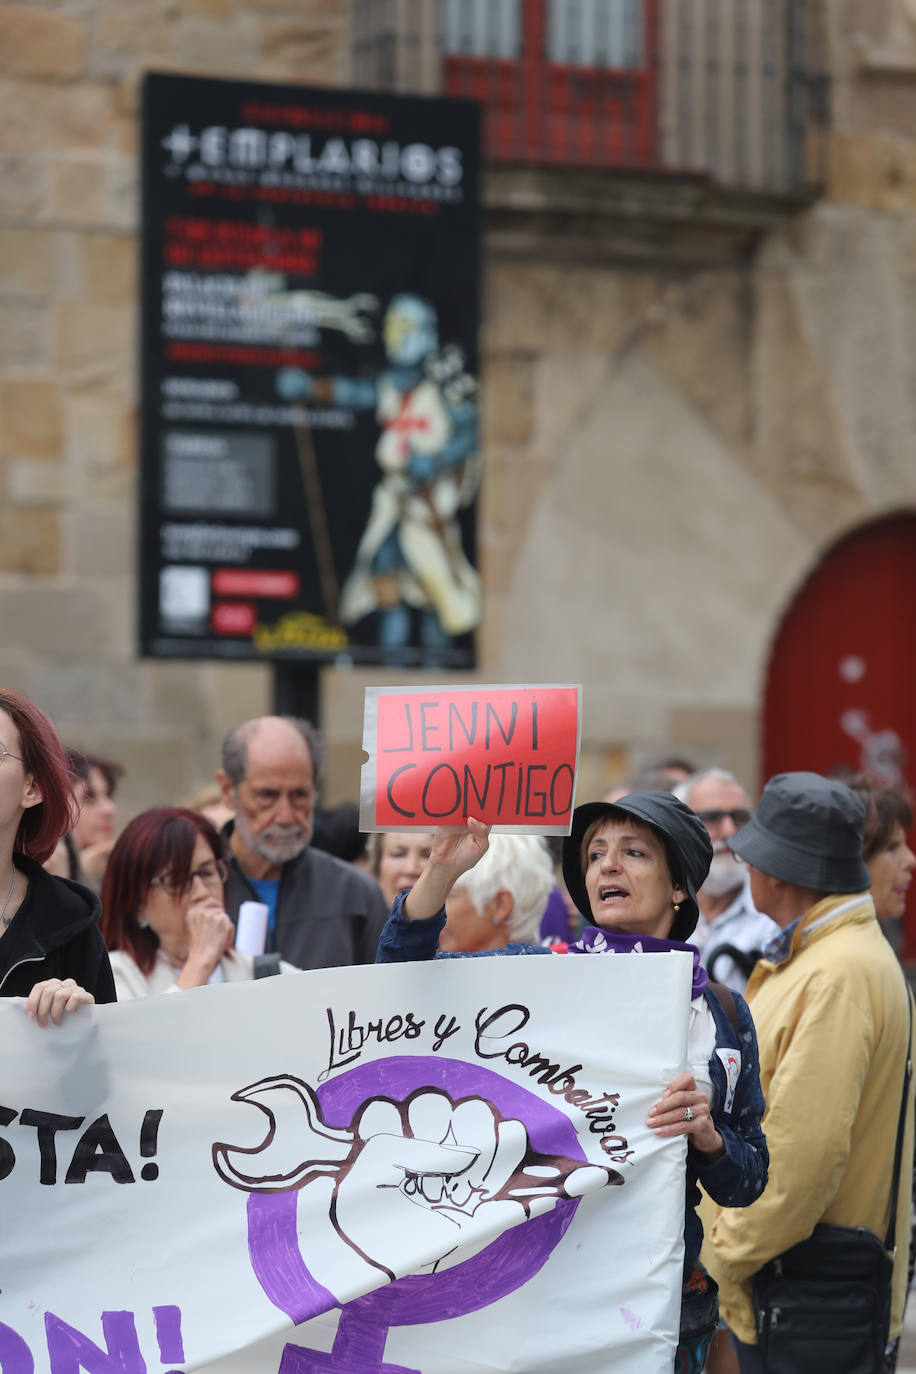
[359,684,582,835]
[0,952,690,1374]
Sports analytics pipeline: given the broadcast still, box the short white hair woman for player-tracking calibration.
[443,833,555,952]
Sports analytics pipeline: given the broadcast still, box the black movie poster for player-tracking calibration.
[139,72,480,667]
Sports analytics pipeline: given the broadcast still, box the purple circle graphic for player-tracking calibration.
[247,1055,585,1326]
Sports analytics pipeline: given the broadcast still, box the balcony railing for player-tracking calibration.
[351,0,830,196]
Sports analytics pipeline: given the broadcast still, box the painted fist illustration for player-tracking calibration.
[213,1076,620,1283]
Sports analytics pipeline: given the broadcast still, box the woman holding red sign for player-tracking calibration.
[376,791,768,1372]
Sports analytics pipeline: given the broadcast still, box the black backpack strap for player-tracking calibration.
[708,980,739,1037]
[884,985,914,1253]
[252,953,282,979]
[706,942,761,984]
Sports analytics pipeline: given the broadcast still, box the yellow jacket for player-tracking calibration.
[704,892,914,1345]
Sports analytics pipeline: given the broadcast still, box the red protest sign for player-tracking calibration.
[360,685,581,834]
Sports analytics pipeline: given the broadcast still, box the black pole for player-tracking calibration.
[273,663,321,727]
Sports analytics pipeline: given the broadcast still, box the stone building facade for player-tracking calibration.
[1,0,915,816]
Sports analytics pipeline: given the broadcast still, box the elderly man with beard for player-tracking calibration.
[674,770,777,993]
[217,716,387,970]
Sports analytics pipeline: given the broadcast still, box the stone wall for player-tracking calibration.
[2,0,915,819]
[0,0,349,816]
[475,208,916,793]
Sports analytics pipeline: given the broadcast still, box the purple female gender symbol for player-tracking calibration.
[245,1056,587,1374]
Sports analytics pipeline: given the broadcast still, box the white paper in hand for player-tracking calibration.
[235,901,268,956]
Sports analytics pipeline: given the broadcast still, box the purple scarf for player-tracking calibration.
[566,926,708,999]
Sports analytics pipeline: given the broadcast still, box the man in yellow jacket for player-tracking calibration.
[704,771,913,1373]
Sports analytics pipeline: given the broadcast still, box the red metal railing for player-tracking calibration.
[354,0,829,193]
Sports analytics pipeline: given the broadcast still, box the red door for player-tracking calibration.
[763,512,916,953]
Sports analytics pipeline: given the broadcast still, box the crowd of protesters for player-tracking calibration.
[1,682,913,1373]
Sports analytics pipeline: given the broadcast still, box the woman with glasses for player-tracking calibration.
[100,807,288,999]
[0,687,115,1024]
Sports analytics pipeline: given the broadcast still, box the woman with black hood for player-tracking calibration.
[377,792,768,1372]
[0,688,115,1023]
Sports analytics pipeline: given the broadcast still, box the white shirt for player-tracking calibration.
[692,873,779,993]
[688,995,717,1105]
[109,948,295,1000]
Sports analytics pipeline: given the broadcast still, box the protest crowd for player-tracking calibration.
[1,681,914,1374]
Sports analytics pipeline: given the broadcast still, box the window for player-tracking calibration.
[441,0,521,59]
[547,0,644,69]
[442,0,657,169]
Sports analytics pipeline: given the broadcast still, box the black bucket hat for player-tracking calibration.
[562,791,714,942]
[727,771,870,894]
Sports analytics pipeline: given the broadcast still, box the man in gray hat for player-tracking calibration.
[705,771,913,1373]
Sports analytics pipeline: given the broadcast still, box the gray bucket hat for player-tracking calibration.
[562,791,713,942]
[727,771,871,894]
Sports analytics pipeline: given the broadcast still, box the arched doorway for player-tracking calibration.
[763,511,916,954]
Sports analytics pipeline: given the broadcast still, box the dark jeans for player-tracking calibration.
[734,1338,766,1374]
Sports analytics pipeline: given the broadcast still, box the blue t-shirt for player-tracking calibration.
[248,878,281,941]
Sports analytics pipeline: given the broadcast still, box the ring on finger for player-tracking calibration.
[684,1106,695,1122]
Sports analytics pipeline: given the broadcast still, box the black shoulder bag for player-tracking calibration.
[752,990,914,1374]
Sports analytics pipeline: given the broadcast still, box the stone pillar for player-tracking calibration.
[351,0,441,94]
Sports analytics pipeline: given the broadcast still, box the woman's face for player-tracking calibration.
[73,766,116,850]
[441,885,487,953]
[868,824,916,923]
[441,884,512,954]
[584,817,686,940]
[137,835,225,958]
[0,708,39,842]
[377,832,434,908]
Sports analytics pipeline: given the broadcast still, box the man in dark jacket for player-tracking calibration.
[217,715,387,970]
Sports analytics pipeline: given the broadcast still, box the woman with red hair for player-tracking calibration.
[101,807,293,998]
[0,688,115,1023]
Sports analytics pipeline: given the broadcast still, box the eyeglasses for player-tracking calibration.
[0,747,23,770]
[696,809,752,828]
[151,859,228,898]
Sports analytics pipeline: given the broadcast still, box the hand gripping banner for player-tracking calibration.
[0,952,691,1373]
